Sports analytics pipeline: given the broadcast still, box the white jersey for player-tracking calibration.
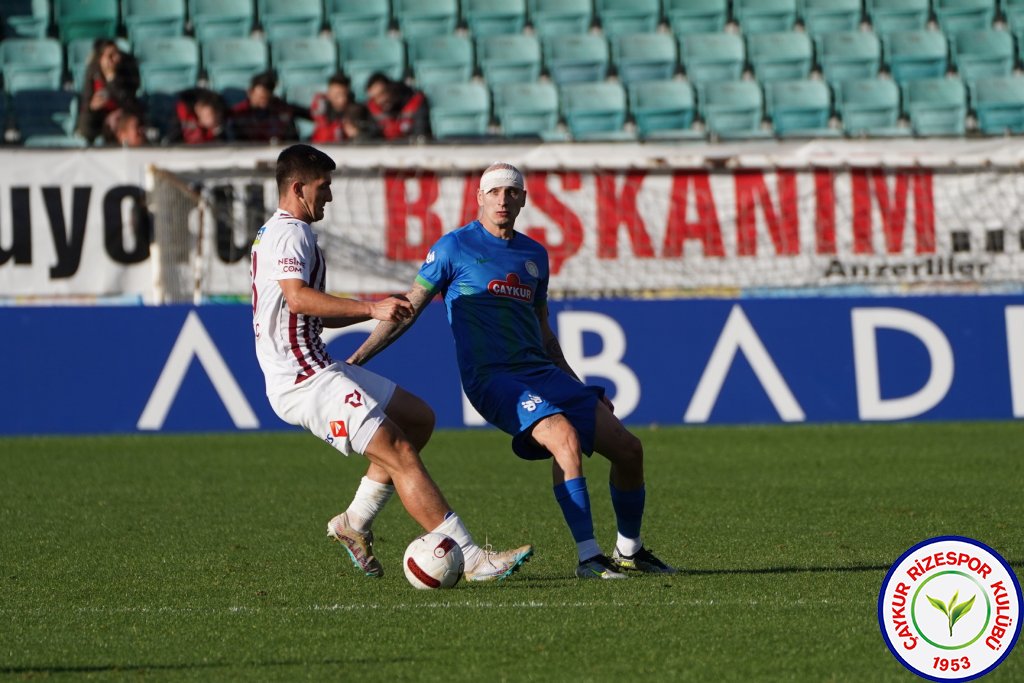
[250,209,333,396]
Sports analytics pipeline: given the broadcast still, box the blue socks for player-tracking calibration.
[610,483,646,556]
[554,477,599,561]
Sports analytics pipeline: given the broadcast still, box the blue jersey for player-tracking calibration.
[416,221,551,390]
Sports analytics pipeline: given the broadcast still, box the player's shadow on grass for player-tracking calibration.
[1,657,421,676]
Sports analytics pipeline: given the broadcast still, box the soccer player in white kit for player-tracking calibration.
[250,144,533,581]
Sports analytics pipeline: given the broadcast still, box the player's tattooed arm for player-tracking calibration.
[537,303,582,382]
[347,282,435,366]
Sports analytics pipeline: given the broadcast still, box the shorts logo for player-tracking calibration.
[521,394,544,412]
[878,536,1021,681]
[488,273,534,302]
[345,390,363,408]
[330,420,347,437]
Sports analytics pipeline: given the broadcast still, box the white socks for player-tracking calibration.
[344,476,395,533]
[616,533,642,557]
[432,511,483,568]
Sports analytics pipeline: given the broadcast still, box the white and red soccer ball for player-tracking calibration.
[403,532,464,589]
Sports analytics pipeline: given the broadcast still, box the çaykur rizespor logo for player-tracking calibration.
[879,536,1021,681]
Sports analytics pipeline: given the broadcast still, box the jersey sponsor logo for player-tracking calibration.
[278,256,305,274]
[424,250,436,265]
[330,420,347,437]
[253,226,266,245]
[487,273,534,302]
[345,390,363,408]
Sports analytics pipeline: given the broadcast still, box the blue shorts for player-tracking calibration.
[467,365,605,461]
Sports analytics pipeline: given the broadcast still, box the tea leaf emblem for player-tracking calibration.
[927,590,976,637]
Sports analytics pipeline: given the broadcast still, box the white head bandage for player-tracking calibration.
[480,164,525,193]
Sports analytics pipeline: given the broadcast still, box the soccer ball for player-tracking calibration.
[403,532,465,589]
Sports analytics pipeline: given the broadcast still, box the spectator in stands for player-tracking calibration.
[76,39,141,144]
[107,108,147,147]
[231,71,303,143]
[166,88,233,144]
[311,73,381,143]
[365,72,431,140]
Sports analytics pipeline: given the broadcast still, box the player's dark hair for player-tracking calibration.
[276,144,336,194]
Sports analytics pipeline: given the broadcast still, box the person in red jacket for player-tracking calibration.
[231,71,301,143]
[364,72,431,141]
[167,88,232,144]
[76,38,141,144]
[311,73,380,143]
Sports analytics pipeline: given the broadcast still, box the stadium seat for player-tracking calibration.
[528,0,593,37]
[476,34,541,85]
[933,0,995,34]
[594,0,661,38]
[746,31,813,83]
[628,79,704,139]
[393,0,458,38]
[427,81,491,139]
[258,0,323,41]
[190,0,253,41]
[493,81,561,136]
[612,32,678,86]
[1,38,62,94]
[271,36,337,91]
[902,76,967,135]
[326,0,390,39]
[1,0,50,38]
[408,34,474,88]
[949,29,1014,83]
[765,78,841,137]
[664,0,729,37]
[835,77,909,135]
[122,0,185,43]
[54,0,119,43]
[338,35,405,100]
[700,79,772,138]
[970,75,1024,133]
[543,33,609,85]
[865,0,930,36]
[462,0,526,37]
[1006,0,1024,35]
[798,0,862,37]
[817,31,882,87]
[679,32,745,91]
[285,80,321,108]
[134,35,199,94]
[883,30,949,84]
[732,0,798,34]
[11,88,76,140]
[202,36,267,92]
[560,81,635,140]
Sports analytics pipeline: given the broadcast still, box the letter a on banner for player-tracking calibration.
[138,311,259,430]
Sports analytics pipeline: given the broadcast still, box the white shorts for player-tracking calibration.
[268,362,397,456]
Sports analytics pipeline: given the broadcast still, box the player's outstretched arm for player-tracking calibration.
[280,278,412,326]
[347,282,435,366]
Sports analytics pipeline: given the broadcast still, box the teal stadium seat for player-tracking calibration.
[798,0,862,37]
[1006,0,1024,36]
[408,34,474,88]
[679,32,745,91]
[903,76,967,135]
[700,79,772,138]
[560,81,635,140]
[933,0,996,34]
[732,0,797,34]
[1,0,50,38]
[970,75,1024,133]
[272,36,337,91]
[122,0,185,43]
[55,0,119,43]
[612,32,678,85]
[817,30,881,87]
[258,0,323,41]
[950,29,1014,83]
[865,0,930,36]
[746,31,812,83]
[493,81,560,136]
[285,81,321,108]
[427,81,491,139]
[883,30,949,84]
[339,35,405,100]
[327,0,390,39]
[476,34,541,85]
[135,35,199,94]
[544,33,609,85]
[1,38,62,93]
[11,88,76,140]
[664,0,728,37]
[835,77,909,135]
[594,0,661,38]
[190,0,253,41]
[462,0,526,37]
[628,79,704,139]
[529,0,593,37]
[765,78,841,136]
[203,36,267,91]
[393,0,458,38]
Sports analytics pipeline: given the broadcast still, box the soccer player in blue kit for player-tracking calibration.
[349,162,676,579]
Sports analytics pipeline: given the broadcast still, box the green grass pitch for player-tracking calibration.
[1,423,1022,681]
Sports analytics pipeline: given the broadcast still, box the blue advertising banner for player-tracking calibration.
[1,296,1021,436]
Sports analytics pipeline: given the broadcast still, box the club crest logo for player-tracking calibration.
[878,536,1021,681]
[525,260,539,277]
[487,273,534,302]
